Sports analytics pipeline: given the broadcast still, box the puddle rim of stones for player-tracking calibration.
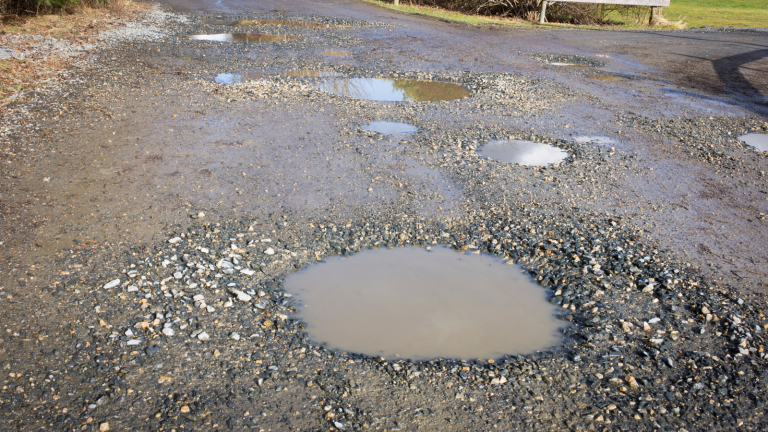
[109,211,743,370]
[283,244,565,360]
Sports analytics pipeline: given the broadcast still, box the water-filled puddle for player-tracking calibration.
[574,136,617,145]
[188,33,299,42]
[361,121,418,135]
[203,18,340,28]
[285,247,561,360]
[321,50,352,55]
[739,134,768,151]
[478,140,568,166]
[587,75,623,81]
[215,69,337,84]
[551,62,585,67]
[318,78,470,102]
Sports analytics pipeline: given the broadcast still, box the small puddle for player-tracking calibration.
[587,75,623,81]
[574,136,617,145]
[285,246,562,360]
[204,18,340,28]
[478,140,568,166]
[550,62,589,67]
[321,50,352,55]
[188,33,299,42]
[318,78,470,102]
[739,133,768,151]
[361,121,418,135]
[215,69,337,84]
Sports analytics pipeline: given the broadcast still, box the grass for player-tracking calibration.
[362,0,767,29]
[664,0,768,28]
[359,0,532,27]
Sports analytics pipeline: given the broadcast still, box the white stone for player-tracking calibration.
[264,248,275,255]
[230,332,241,341]
[168,237,182,244]
[162,328,175,336]
[197,332,210,341]
[103,279,121,289]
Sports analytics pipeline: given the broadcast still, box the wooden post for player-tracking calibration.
[394,0,399,6]
[649,6,661,26]
[539,1,548,24]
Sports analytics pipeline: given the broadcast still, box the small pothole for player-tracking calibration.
[478,140,568,166]
[361,121,418,136]
[318,78,470,102]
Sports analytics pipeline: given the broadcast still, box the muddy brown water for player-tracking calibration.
[361,121,418,135]
[284,246,562,360]
[478,140,568,166]
[318,78,470,102]
[203,18,340,28]
[188,33,299,42]
[587,75,623,81]
[320,50,352,55]
[738,133,768,151]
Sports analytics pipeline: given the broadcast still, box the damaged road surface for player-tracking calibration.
[1,0,767,431]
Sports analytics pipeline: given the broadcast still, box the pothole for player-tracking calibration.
[203,19,340,28]
[574,136,617,145]
[587,75,623,81]
[285,246,562,360]
[318,78,470,102]
[738,133,768,151]
[478,140,568,166]
[361,121,418,135]
[551,62,589,67]
[215,69,338,84]
[188,33,299,42]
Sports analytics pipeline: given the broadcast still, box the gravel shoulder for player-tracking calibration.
[0,1,767,431]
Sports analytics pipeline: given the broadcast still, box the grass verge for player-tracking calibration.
[362,0,768,29]
[0,0,148,109]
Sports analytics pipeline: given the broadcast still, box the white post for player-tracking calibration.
[539,1,548,24]
[394,0,399,6]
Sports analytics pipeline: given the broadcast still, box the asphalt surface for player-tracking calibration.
[0,0,767,431]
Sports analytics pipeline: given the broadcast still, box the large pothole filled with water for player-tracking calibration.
[478,140,568,166]
[284,246,562,360]
[318,78,470,102]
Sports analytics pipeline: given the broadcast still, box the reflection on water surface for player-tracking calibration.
[318,78,470,102]
[478,140,568,166]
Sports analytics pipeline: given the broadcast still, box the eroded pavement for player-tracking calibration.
[1,0,767,431]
